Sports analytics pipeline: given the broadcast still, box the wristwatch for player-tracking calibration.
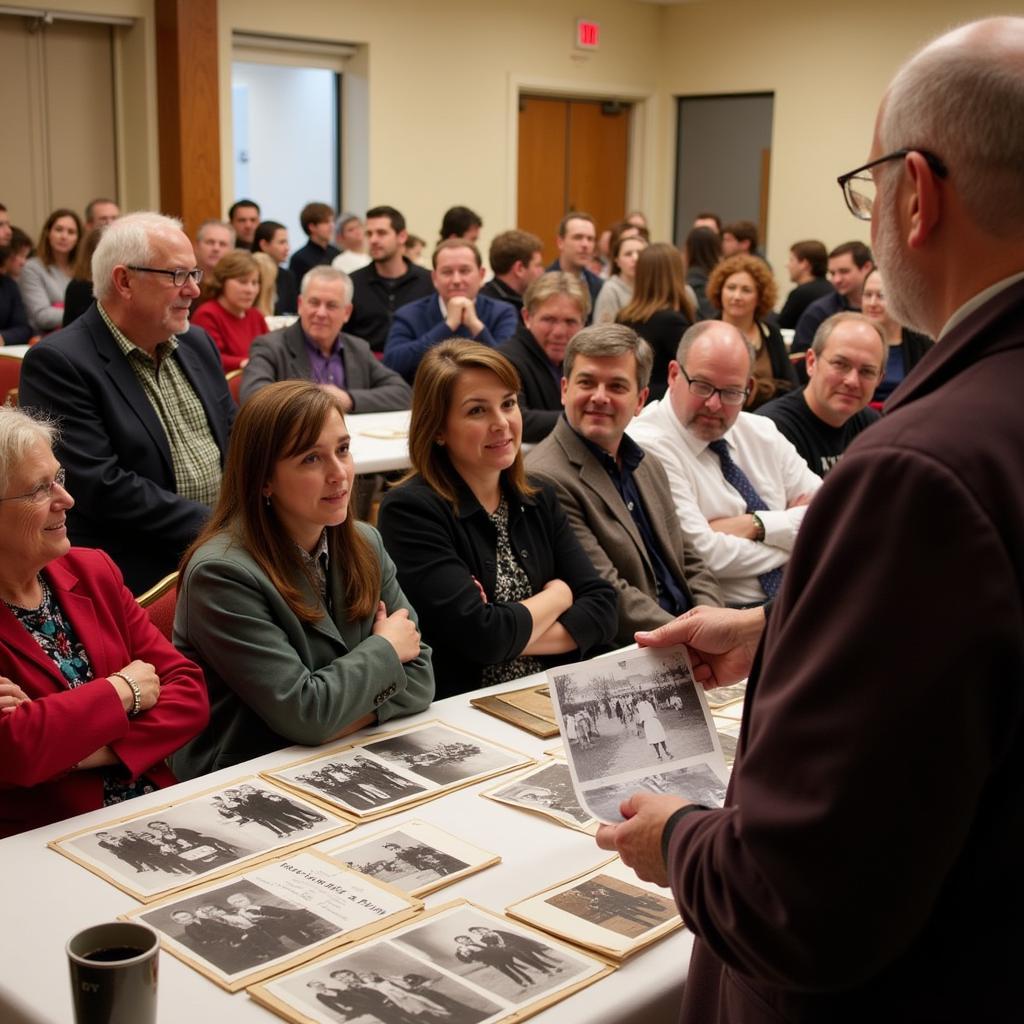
[752,512,766,542]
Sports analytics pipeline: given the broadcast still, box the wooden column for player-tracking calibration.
[155,0,221,240]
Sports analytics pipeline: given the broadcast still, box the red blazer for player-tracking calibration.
[0,548,209,838]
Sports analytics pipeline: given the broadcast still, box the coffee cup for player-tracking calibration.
[66,921,159,1024]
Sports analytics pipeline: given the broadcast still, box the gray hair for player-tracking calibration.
[0,406,57,496]
[563,323,653,391]
[92,212,185,302]
[811,311,889,367]
[675,320,756,374]
[880,19,1024,237]
[523,271,591,318]
[196,219,235,244]
[300,265,353,305]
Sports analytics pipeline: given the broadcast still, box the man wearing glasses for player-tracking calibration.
[20,212,234,594]
[597,16,1024,1023]
[628,320,820,607]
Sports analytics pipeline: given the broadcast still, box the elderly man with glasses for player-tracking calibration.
[20,211,235,594]
[627,320,820,607]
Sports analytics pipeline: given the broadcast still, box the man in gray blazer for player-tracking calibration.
[527,324,720,647]
[240,265,411,411]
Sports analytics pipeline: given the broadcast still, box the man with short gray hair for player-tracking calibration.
[19,212,234,593]
[527,324,720,644]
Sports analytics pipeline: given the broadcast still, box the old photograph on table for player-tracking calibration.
[470,682,560,737]
[547,645,728,823]
[705,680,747,710]
[507,857,681,960]
[266,721,533,819]
[251,900,611,1024]
[50,777,353,901]
[318,820,500,897]
[482,759,597,834]
[123,851,420,991]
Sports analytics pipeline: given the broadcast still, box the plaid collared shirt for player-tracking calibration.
[98,303,222,507]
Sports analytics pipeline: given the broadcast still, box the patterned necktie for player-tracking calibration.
[707,439,783,599]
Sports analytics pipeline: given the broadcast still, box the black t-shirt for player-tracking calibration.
[756,387,879,477]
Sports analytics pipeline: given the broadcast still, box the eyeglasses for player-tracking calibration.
[679,369,748,406]
[837,148,948,220]
[0,467,67,504]
[126,265,204,287]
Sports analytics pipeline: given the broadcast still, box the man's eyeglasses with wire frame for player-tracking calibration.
[837,148,948,221]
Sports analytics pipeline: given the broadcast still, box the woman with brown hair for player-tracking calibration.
[706,252,797,409]
[377,340,615,699]
[170,380,434,780]
[19,207,82,332]
[593,222,647,325]
[617,242,697,401]
[191,250,269,371]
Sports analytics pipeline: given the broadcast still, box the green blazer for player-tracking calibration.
[169,523,434,780]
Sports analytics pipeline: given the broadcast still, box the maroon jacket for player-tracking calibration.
[669,277,1024,1022]
[0,548,209,837]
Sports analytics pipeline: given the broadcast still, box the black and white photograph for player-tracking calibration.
[125,851,419,990]
[51,778,352,901]
[582,763,728,824]
[506,858,681,960]
[320,820,499,897]
[483,760,596,833]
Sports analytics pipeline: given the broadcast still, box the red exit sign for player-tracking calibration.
[576,19,600,50]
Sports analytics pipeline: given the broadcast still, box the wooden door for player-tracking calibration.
[518,95,631,265]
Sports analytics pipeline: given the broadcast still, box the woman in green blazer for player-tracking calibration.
[170,381,434,780]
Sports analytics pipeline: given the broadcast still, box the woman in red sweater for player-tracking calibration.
[191,250,268,371]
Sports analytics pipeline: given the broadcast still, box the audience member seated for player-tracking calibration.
[720,220,761,259]
[692,211,722,234]
[62,227,104,326]
[19,212,235,595]
[593,225,647,325]
[191,250,269,371]
[384,239,518,383]
[792,240,874,356]
[0,406,209,837]
[242,266,411,412]
[378,341,616,699]
[500,272,589,442]
[625,210,649,232]
[684,226,721,320]
[0,203,12,249]
[706,253,796,409]
[618,242,697,402]
[331,213,371,275]
[170,381,434,779]
[860,268,933,403]
[404,234,426,265]
[251,252,278,317]
[254,220,298,315]
[290,202,341,287]
[228,199,260,252]
[628,321,820,607]
[439,206,483,243]
[480,230,545,313]
[0,243,31,347]
[548,213,602,320]
[527,324,721,646]
[195,220,235,279]
[757,313,884,477]
[777,239,833,329]
[20,208,81,333]
[347,206,433,352]
[84,198,120,232]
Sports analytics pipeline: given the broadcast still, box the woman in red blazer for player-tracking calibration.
[0,408,209,838]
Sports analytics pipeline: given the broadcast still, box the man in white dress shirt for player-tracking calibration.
[628,321,820,605]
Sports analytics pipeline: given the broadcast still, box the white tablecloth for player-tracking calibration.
[0,674,692,1024]
[346,409,412,475]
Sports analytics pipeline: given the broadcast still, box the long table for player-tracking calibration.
[0,673,694,1024]
[346,409,412,475]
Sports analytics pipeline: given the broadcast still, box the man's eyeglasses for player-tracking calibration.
[837,148,948,221]
[126,265,204,287]
[0,467,67,504]
[679,368,748,406]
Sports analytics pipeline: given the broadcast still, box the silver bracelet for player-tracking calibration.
[110,671,142,717]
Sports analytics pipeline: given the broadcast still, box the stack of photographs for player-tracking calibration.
[506,857,682,962]
[547,646,729,823]
[264,721,533,821]
[121,851,421,991]
[49,777,353,901]
[482,759,598,835]
[318,820,500,897]
[249,900,612,1024]
[470,682,560,737]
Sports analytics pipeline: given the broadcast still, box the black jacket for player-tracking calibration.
[347,259,434,352]
[499,324,562,442]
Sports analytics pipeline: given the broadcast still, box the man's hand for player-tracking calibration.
[320,383,354,412]
[636,605,765,688]
[708,513,759,539]
[595,792,690,887]
[788,492,813,509]
[445,296,473,331]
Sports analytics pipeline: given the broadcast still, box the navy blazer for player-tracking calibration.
[382,293,519,382]
[18,304,235,593]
